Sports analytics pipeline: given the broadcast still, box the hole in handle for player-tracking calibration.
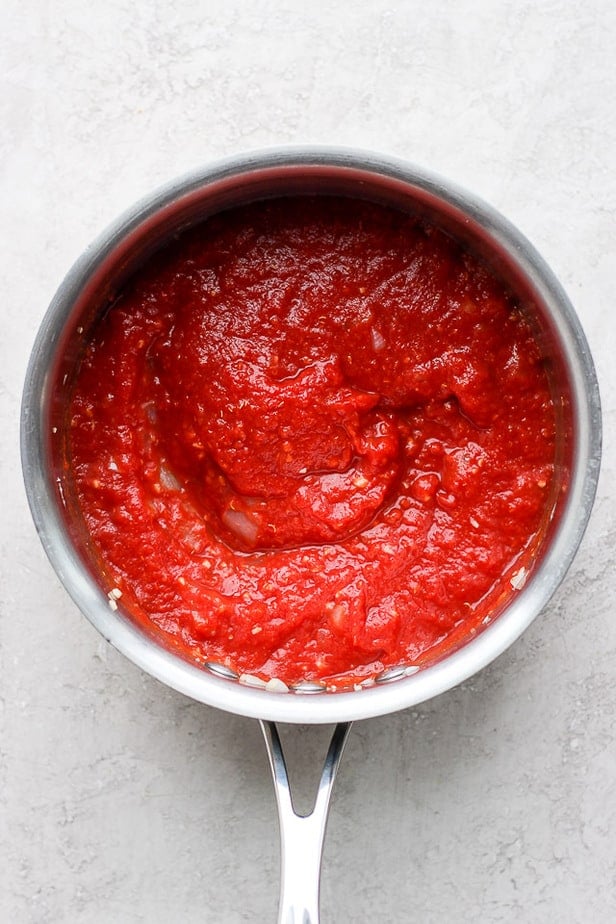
[260,721,352,924]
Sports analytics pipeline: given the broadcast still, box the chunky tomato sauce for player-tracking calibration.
[67,197,556,688]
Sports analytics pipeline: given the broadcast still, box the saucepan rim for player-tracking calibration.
[20,145,602,723]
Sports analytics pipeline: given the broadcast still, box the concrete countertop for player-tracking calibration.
[2,1,615,921]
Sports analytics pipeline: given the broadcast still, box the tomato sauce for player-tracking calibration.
[67,197,557,688]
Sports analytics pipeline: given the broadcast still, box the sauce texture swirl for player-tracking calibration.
[67,197,557,687]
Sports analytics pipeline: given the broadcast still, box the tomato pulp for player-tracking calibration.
[67,197,557,688]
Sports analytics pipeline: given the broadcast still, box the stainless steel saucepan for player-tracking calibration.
[21,148,601,923]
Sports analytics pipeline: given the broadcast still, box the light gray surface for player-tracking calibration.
[2,1,615,921]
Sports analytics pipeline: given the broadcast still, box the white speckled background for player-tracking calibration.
[2,1,615,921]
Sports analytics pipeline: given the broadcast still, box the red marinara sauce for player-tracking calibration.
[67,197,557,689]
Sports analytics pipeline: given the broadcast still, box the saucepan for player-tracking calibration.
[21,148,601,922]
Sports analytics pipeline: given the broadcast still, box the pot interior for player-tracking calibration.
[22,151,601,722]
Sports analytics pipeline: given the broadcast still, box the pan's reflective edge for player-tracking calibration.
[21,146,602,724]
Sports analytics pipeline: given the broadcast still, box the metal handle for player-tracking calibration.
[260,720,352,924]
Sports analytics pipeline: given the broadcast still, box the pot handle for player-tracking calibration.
[260,720,352,924]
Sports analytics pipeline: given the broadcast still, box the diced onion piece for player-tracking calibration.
[239,674,267,689]
[222,508,259,545]
[159,462,182,491]
[143,401,157,423]
[370,327,385,352]
[510,567,527,590]
[265,677,289,693]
